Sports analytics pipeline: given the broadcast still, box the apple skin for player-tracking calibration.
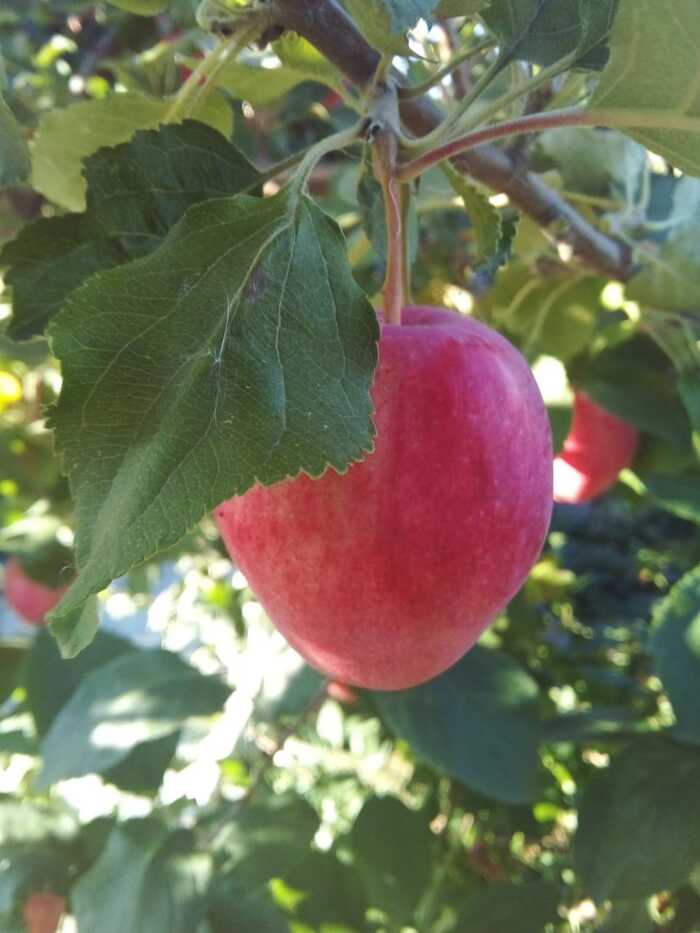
[553,391,639,504]
[4,558,68,626]
[215,306,553,690]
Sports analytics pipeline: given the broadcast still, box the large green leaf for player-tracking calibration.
[216,793,318,889]
[650,565,700,744]
[456,881,560,933]
[31,91,233,211]
[374,646,542,803]
[1,121,260,340]
[482,0,618,68]
[0,94,30,187]
[46,188,378,656]
[72,821,211,933]
[591,0,700,177]
[348,796,434,923]
[36,649,230,787]
[574,738,700,899]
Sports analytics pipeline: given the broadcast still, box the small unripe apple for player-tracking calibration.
[216,307,553,690]
[4,558,68,626]
[553,391,638,504]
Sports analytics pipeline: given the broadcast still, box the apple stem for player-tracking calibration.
[373,130,404,327]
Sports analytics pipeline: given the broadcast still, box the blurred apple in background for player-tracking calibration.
[4,558,68,626]
[22,893,66,933]
[553,391,639,504]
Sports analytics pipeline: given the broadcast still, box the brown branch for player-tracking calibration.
[271,0,633,281]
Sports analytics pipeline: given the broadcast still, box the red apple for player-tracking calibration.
[553,391,638,504]
[215,306,553,690]
[22,893,66,933]
[4,558,68,626]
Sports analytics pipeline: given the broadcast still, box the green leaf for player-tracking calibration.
[31,91,233,211]
[591,0,700,176]
[208,884,287,933]
[341,0,411,55]
[0,95,30,187]
[601,899,655,933]
[1,121,260,340]
[437,0,489,15]
[24,628,133,736]
[104,731,181,796]
[374,645,542,804]
[344,0,440,36]
[216,792,318,888]
[46,189,378,656]
[574,738,700,899]
[484,264,600,362]
[536,126,645,199]
[0,646,24,705]
[542,706,648,742]
[72,821,211,933]
[644,473,700,524]
[627,179,700,311]
[105,0,167,10]
[208,63,296,107]
[348,796,434,923]
[456,881,560,933]
[650,565,700,744]
[272,34,342,92]
[482,0,618,68]
[283,851,368,930]
[679,370,700,456]
[443,163,502,264]
[36,649,230,787]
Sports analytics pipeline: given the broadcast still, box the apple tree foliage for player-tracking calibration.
[0,0,700,930]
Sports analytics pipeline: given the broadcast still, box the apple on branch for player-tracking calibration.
[216,306,553,691]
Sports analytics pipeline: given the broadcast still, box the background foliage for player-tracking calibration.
[0,0,700,931]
